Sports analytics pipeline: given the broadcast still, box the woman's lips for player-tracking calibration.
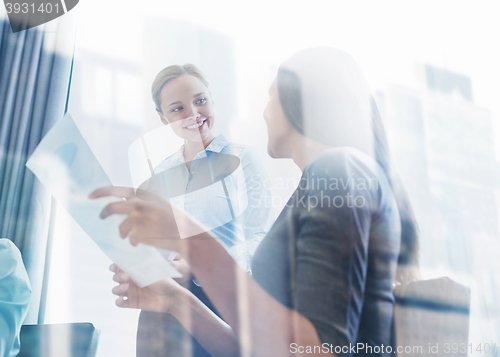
[183,118,207,131]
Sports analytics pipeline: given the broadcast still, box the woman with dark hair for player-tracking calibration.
[92,47,419,357]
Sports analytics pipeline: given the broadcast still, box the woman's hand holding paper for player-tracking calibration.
[170,254,192,283]
[110,264,186,313]
[89,186,206,254]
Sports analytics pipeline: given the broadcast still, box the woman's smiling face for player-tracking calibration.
[158,74,215,143]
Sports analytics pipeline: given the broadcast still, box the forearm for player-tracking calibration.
[170,287,241,357]
[183,233,332,357]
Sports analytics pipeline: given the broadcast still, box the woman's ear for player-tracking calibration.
[157,111,169,126]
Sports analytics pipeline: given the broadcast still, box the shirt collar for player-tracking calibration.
[205,134,228,153]
[170,134,228,163]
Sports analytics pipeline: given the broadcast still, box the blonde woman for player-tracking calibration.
[136,64,274,356]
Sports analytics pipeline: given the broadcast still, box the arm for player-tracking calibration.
[110,265,240,357]
[185,235,327,357]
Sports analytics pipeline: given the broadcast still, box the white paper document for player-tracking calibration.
[26,113,181,287]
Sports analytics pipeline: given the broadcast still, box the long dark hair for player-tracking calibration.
[277,66,420,284]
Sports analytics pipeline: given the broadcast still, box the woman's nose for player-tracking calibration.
[185,105,200,120]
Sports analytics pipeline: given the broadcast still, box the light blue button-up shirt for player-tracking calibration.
[145,135,274,273]
[0,239,31,357]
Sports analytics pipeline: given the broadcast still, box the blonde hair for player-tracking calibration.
[151,63,209,113]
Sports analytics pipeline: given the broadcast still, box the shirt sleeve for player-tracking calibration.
[290,150,379,354]
[0,239,31,357]
[227,147,274,274]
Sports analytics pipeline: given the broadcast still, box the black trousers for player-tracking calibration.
[136,279,221,357]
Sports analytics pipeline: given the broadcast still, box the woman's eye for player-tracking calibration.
[172,106,182,112]
[197,98,207,104]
